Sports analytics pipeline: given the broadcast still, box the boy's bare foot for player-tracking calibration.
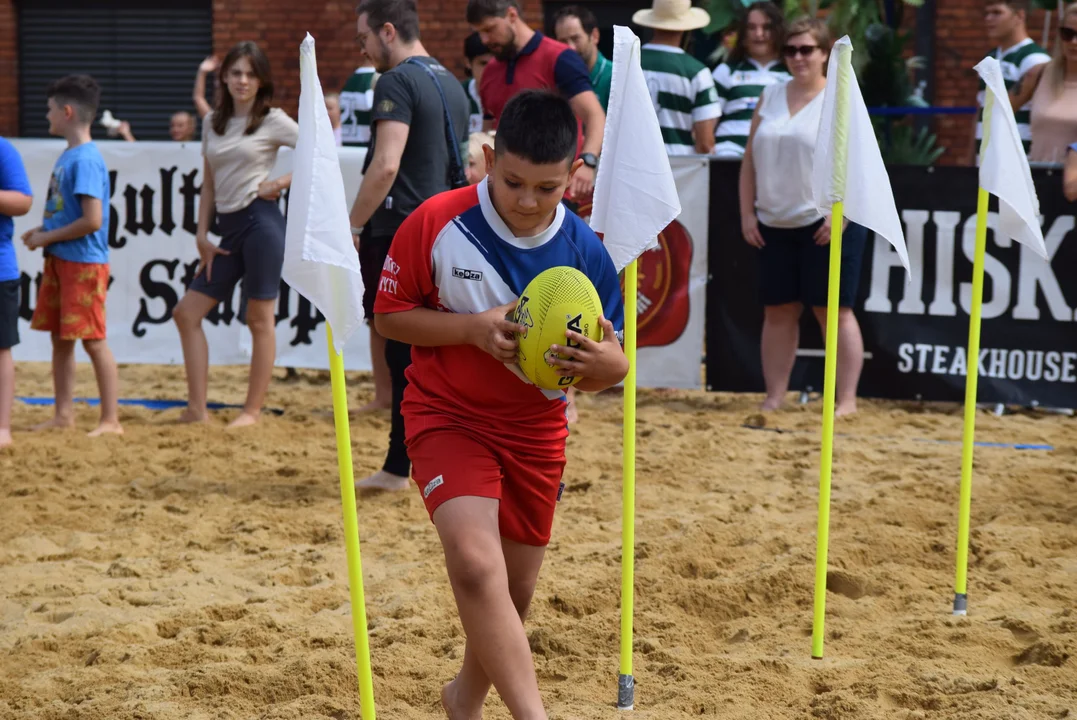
[760,397,783,411]
[31,416,76,431]
[177,408,210,424]
[835,401,858,417]
[226,411,260,429]
[0,429,12,448]
[354,397,391,413]
[88,421,124,437]
[441,680,483,720]
[356,470,409,492]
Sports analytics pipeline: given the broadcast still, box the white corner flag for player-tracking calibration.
[283,34,366,351]
[974,57,1047,258]
[589,25,681,272]
[812,36,910,275]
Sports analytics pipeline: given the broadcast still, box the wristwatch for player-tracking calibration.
[580,152,598,169]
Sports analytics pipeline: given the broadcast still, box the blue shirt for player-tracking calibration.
[42,142,110,264]
[0,138,33,282]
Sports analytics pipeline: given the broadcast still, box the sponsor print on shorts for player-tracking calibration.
[423,475,444,499]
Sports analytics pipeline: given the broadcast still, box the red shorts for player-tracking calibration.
[407,417,567,547]
[30,256,109,341]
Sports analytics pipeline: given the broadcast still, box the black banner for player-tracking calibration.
[706,161,1077,406]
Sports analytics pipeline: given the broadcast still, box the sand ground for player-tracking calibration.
[0,363,1074,719]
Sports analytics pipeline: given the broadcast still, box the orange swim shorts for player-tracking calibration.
[30,255,109,341]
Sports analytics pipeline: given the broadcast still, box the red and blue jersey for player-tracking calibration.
[373,179,624,445]
[479,32,593,157]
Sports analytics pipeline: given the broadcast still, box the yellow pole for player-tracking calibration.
[954,91,994,616]
[811,40,852,661]
[618,259,638,711]
[326,325,377,719]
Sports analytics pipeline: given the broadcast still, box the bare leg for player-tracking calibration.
[443,537,547,719]
[356,326,391,412]
[83,339,123,436]
[32,334,76,430]
[433,497,547,720]
[813,307,863,416]
[173,291,220,423]
[760,303,802,411]
[564,386,578,424]
[228,297,276,428]
[0,348,13,447]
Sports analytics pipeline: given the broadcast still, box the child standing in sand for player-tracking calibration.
[0,137,34,448]
[21,75,122,438]
[374,90,628,720]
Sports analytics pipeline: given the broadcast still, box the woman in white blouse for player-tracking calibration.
[173,42,299,428]
[739,18,868,415]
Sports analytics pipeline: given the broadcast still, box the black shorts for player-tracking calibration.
[360,230,393,322]
[758,219,868,308]
[0,279,18,350]
[188,198,286,303]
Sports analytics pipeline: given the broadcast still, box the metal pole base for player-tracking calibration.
[617,674,635,710]
[953,593,968,616]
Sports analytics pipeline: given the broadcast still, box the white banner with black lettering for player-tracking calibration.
[10,142,710,388]
[10,140,372,369]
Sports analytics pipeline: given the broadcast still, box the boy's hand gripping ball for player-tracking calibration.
[513,266,604,390]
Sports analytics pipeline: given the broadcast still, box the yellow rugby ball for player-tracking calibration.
[513,266,604,391]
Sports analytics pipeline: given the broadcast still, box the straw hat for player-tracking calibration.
[632,0,711,32]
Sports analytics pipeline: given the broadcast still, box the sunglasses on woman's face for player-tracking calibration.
[782,44,819,58]
[1060,26,1077,42]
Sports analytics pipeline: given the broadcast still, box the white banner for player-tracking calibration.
[578,156,710,389]
[11,139,373,370]
[10,142,710,387]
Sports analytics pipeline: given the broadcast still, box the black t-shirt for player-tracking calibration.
[365,56,470,239]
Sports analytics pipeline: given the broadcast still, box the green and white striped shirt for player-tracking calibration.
[975,38,1050,157]
[463,77,484,134]
[712,58,790,158]
[640,43,722,155]
[340,66,377,147]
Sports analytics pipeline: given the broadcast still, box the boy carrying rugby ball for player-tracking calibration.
[374,90,628,720]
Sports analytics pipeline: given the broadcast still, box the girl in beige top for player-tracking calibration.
[1014,4,1077,163]
[173,41,298,428]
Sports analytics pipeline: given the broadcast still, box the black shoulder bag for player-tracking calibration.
[403,57,469,190]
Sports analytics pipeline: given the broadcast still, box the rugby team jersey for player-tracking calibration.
[975,38,1050,157]
[374,178,624,442]
[712,58,790,158]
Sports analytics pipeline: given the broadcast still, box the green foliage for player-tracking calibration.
[878,122,946,165]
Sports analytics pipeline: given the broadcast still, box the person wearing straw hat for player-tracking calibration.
[633,0,721,155]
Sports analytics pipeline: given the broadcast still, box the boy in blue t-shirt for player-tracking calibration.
[21,75,122,437]
[0,137,33,448]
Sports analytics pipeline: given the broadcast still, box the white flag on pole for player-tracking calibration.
[813,36,910,275]
[589,25,681,273]
[974,57,1047,258]
[283,34,366,352]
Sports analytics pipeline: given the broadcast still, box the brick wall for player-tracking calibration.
[932,2,1050,164]
[0,0,1055,164]
[211,0,541,120]
[0,0,17,137]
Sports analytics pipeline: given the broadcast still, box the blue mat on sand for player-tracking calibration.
[17,397,284,416]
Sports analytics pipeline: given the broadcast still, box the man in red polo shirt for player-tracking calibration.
[467,0,606,201]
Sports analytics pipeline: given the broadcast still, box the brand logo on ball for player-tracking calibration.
[575,194,693,349]
[515,295,533,340]
[452,267,483,281]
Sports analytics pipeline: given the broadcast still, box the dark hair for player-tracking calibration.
[464,31,490,60]
[357,0,420,42]
[988,0,1029,14]
[467,0,521,24]
[212,41,275,136]
[495,90,577,165]
[46,75,101,125]
[554,5,597,34]
[729,2,784,64]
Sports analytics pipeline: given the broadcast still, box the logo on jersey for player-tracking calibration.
[452,267,483,281]
[423,475,444,498]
